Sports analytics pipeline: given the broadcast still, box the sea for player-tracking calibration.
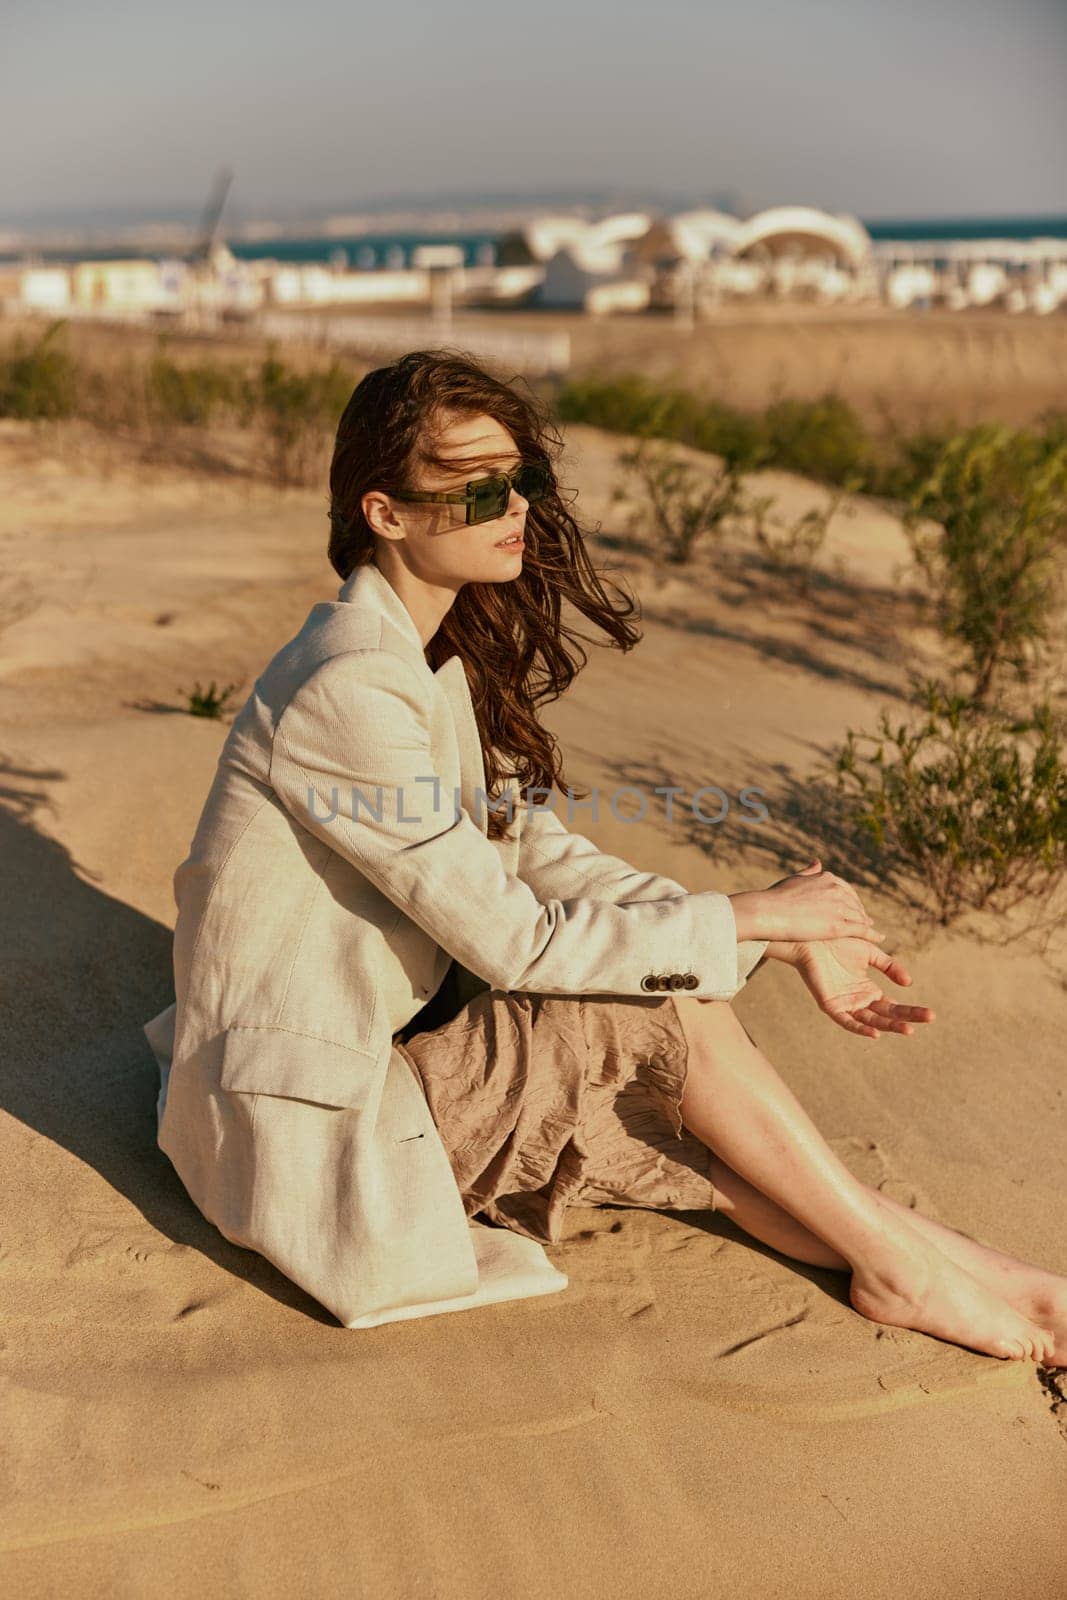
[5,216,1067,268]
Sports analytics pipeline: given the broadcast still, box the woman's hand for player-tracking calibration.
[729,859,884,944]
[773,935,937,1040]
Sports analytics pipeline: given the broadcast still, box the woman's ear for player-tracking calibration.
[362,489,403,542]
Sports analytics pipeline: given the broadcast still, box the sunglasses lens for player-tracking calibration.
[515,464,549,504]
[470,475,509,525]
[467,464,550,524]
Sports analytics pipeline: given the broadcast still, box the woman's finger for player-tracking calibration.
[853,1006,911,1034]
[867,953,933,1017]
[863,998,906,1021]
[830,1010,880,1038]
[862,1002,936,1032]
[868,946,907,977]
[889,1003,936,1023]
[865,994,936,1023]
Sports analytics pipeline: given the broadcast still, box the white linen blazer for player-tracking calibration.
[142,560,768,1329]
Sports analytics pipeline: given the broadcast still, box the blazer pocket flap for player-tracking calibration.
[219,1025,379,1110]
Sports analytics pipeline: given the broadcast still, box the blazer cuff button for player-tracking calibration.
[640,974,658,992]
[668,974,686,990]
[683,974,699,989]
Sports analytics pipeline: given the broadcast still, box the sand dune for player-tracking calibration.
[1,415,1064,1598]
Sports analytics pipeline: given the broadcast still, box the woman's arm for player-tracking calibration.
[269,648,753,1000]
[513,797,769,987]
[514,790,686,902]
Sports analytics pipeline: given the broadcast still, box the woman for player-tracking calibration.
[147,349,1063,1358]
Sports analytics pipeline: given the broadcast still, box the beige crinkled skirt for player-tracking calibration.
[393,965,721,1247]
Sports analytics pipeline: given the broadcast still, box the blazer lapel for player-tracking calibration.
[338,562,489,838]
[432,655,489,839]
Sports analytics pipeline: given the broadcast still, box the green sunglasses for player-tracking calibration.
[392,462,551,527]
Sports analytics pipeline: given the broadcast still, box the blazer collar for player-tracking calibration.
[337,561,489,837]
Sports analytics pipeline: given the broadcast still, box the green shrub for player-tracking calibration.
[0,320,77,419]
[558,375,1067,505]
[558,376,768,471]
[559,377,889,487]
[248,346,355,485]
[146,346,241,426]
[79,352,146,429]
[1032,408,1067,457]
[0,327,363,484]
[866,426,958,502]
[180,678,242,718]
[749,478,862,592]
[615,436,748,564]
[760,396,875,488]
[558,374,671,436]
[689,403,770,471]
[818,676,1067,928]
[903,425,1067,705]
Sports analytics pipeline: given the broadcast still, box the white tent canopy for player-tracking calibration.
[574,213,653,272]
[667,209,744,260]
[731,206,871,270]
[521,215,591,263]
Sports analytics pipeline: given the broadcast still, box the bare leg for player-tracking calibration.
[670,997,1055,1363]
[869,1189,1067,1367]
[703,1154,850,1270]
[705,1157,1067,1367]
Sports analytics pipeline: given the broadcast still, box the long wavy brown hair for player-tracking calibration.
[327,349,643,841]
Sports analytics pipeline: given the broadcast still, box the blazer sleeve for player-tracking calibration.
[269,648,753,1000]
[514,793,770,987]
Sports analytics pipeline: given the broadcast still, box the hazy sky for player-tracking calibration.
[3,0,1066,223]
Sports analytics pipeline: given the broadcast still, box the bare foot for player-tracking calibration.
[907,1237,1067,1368]
[870,1193,1067,1367]
[849,1232,1056,1362]
[1003,1281,1067,1369]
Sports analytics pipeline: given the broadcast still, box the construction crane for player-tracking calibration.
[189,166,234,265]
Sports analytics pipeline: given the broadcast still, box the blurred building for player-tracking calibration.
[72,258,168,312]
[728,206,875,302]
[3,209,1064,328]
[490,204,880,314]
[10,265,72,312]
[874,236,1067,312]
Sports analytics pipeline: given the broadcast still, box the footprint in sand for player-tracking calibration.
[64,1223,192,1270]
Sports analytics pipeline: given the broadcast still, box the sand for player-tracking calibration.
[1,389,1065,1597]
